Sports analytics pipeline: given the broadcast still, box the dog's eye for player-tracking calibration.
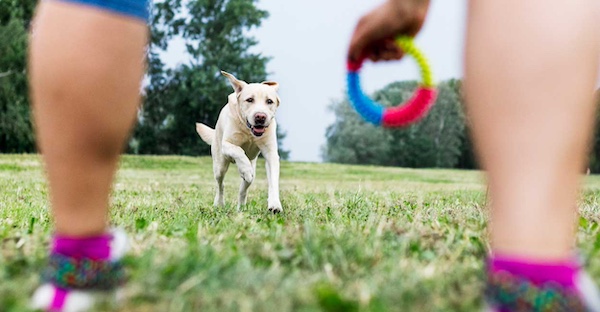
[266,99,274,105]
[246,98,254,103]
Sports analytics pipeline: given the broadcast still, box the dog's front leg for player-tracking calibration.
[262,146,282,213]
[238,157,257,209]
[222,141,254,184]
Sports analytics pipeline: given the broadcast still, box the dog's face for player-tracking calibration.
[222,71,280,137]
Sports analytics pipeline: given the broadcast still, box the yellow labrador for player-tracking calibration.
[196,71,283,213]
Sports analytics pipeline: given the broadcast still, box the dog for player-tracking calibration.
[196,71,283,213]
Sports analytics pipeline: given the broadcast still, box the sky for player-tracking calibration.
[164,0,468,162]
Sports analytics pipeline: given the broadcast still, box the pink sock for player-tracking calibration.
[489,254,580,288]
[51,234,112,260]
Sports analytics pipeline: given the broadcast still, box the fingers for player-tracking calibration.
[348,2,402,62]
[348,15,379,62]
[347,0,431,64]
[367,39,405,62]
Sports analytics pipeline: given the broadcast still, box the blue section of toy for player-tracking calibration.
[346,72,384,126]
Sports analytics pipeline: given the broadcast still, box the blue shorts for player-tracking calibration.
[57,0,149,21]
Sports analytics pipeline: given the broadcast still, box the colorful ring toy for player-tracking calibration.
[347,37,437,127]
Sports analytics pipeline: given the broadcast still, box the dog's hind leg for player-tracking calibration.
[213,158,229,207]
[238,157,257,209]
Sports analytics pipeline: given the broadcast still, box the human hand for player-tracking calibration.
[348,0,430,64]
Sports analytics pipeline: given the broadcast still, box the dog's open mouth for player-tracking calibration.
[252,125,266,136]
[246,120,267,137]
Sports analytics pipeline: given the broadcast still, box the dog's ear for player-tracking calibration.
[262,81,279,92]
[221,71,247,94]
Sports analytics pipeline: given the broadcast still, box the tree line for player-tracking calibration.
[0,0,289,159]
[1,0,599,170]
[323,79,600,173]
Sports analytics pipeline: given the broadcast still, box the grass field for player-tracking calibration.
[2,154,600,311]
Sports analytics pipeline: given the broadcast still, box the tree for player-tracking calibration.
[589,91,600,174]
[324,79,466,168]
[322,96,394,165]
[0,0,36,153]
[0,0,35,26]
[132,0,289,158]
[451,79,479,170]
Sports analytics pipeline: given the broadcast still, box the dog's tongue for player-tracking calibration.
[253,127,265,135]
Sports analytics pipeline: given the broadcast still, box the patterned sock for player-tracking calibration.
[486,254,587,311]
[32,229,129,312]
[48,234,113,310]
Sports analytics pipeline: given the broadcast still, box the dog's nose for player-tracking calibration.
[254,113,267,125]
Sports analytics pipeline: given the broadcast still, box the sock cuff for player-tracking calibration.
[488,254,580,287]
[51,233,112,260]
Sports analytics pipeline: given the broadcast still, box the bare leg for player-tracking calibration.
[465,0,600,259]
[29,1,148,237]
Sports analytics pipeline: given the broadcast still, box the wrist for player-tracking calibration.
[388,0,430,30]
[387,0,410,19]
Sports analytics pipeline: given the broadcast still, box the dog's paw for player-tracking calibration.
[238,196,247,207]
[239,167,254,184]
[268,201,283,214]
[214,194,225,207]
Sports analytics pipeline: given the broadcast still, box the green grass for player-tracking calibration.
[2,154,600,311]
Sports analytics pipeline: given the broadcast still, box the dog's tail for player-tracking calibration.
[196,123,215,146]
